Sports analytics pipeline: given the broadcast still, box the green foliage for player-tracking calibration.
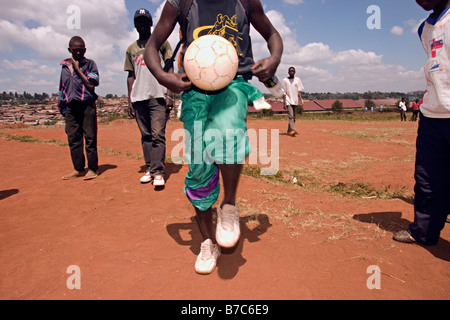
[1,91,49,105]
[365,99,375,109]
[98,111,128,123]
[331,100,343,114]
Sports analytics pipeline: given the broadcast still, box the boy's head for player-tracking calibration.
[288,67,296,78]
[68,36,86,61]
[134,8,152,34]
[416,0,449,11]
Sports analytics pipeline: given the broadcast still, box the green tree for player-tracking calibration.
[365,99,375,110]
[332,100,343,114]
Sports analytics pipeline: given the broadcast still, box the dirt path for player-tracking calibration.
[0,118,448,300]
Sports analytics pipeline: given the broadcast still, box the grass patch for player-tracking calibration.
[242,164,412,201]
[318,127,413,143]
[0,133,68,146]
[249,110,400,122]
[98,112,128,123]
[329,180,411,200]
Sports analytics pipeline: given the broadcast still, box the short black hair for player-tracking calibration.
[69,36,85,47]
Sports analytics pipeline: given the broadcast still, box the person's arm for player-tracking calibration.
[144,2,191,93]
[71,58,96,91]
[127,71,135,118]
[249,0,283,83]
[298,91,303,107]
[57,71,66,116]
[161,42,175,110]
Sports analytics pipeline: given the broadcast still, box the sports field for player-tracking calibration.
[0,116,448,300]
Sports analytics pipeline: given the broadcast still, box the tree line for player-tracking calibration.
[1,91,50,106]
[301,91,424,101]
[2,90,425,106]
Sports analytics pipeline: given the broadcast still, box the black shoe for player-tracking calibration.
[393,230,416,244]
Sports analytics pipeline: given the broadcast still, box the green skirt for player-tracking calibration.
[180,77,263,211]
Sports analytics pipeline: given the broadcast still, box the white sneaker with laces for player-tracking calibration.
[215,204,240,248]
[140,172,152,184]
[195,239,221,274]
[153,175,165,186]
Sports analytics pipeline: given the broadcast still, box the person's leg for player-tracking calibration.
[133,100,152,170]
[65,102,85,172]
[195,207,215,241]
[83,102,98,174]
[148,98,167,180]
[180,90,221,274]
[287,104,295,133]
[292,105,297,132]
[206,79,259,248]
[408,116,450,245]
[218,164,243,207]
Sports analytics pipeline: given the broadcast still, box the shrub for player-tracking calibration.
[332,100,343,114]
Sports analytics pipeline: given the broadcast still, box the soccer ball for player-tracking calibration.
[184,35,239,91]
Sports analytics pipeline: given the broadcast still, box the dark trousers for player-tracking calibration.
[400,110,407,121]
[409,114,450,245]
[133,98,167,176]
[65,101,98,172]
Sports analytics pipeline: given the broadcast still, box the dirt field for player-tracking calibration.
[0,116,448,300]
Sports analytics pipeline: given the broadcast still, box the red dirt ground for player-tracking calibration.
[0,117,448,300]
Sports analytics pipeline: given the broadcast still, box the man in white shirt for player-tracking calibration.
[282,67,304,137]
[399,98,407,121]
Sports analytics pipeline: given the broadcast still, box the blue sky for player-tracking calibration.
[0,0,431,96]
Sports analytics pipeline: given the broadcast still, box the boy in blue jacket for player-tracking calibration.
[58,36,100,180]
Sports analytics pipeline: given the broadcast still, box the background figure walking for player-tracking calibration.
[282,67,304,137]
[399,98,407,121]
[411,99,420,121]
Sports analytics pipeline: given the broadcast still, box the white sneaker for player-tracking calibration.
[153,175,165,186]
[215,204,240,248]
[140,172,152,184]
[195,239,221,274]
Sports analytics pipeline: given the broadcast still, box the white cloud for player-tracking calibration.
[405,19,422,34]
[391,26,404,36]
[0,0,131,62]
[0,59,58,76]
[0,0,133,95]
[249,10,424,93]
[0,1,426,95]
